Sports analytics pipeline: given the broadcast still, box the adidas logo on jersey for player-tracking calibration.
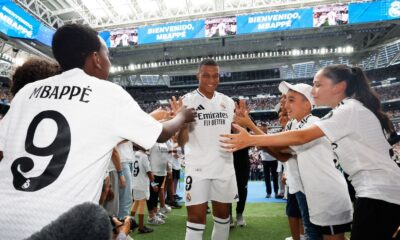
[196,104,205,111]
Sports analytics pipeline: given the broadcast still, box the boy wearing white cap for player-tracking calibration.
[278,81,353,240]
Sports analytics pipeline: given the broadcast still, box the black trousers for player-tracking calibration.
[147,175,165,211]
[262,160,278,195]
[233,151,250,214]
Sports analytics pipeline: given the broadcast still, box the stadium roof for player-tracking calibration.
[17,0,356,30]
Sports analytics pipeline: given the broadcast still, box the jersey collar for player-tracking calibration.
[196,89,216,99]
[335,97,351,109]
[298,114,312,128]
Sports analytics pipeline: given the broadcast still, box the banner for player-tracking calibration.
[138,20,205,44]
[205,16,236,38]
[0,0,40,39]
[237,8,313,35]
[349,0,400,24]
[313,4,348,27]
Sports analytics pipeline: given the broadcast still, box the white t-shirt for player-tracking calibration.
[283,119,304,194]
[182,90,235,179]
[149,143,169,176]
[291,115,353,226]
[314,98,400,205]
[132,151,151,192]
[116,141,135,163]
[0,68,162,239]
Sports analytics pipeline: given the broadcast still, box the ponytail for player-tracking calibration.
[321,64,394,134]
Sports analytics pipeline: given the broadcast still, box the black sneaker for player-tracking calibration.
[174,194,183,201]
[170,201,182,209]
[138,226,154,234]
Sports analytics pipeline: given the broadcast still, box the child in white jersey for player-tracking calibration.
[280,81,353,239]
[221,65,400,240]
[131,146,157,234]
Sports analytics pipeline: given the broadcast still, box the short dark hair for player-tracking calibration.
[11,58,60,96]
[52,24,101,71]
[198,58,218,69]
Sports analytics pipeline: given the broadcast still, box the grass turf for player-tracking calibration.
[130,202,291,240]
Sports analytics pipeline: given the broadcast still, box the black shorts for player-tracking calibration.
[286,193,301,218]
[316,222,352,235]
[172,169,180,180]
[351,197,400,240]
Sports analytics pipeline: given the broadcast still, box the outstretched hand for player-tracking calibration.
[234,99,253,128]
[169,96,183,117]
[177,105,196,123]
[220,124,252,152]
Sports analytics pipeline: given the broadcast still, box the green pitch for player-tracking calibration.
[130,202,291,240]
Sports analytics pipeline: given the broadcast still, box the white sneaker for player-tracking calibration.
[147,216,165,225]
[160,205,171,214]
[236,214,246,227]
[156,211,168,220]
[126,236,134,240]
[285,237,293,240]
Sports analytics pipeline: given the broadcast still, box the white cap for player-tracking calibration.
[278,81,315,106]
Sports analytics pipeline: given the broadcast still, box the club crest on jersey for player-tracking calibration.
[186,193,192,202]
[22,179,31,189]
[220,102,226,110]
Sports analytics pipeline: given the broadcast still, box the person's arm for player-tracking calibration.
[112,148,126,188]
[233,108,292,162]
[221,124,325,152]
[157,102,196,143]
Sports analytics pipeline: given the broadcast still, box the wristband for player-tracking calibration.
[117,171,123,177]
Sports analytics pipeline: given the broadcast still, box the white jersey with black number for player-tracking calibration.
[132,151,151,192]
[314,98,400,205]
[0,68,162,239]
[291,115,353,226]
[182,90,235,179]
[283,119,304,194]
[149,143,169,176]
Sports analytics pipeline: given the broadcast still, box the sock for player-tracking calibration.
[185,222,205,240]
[212,216,230,240]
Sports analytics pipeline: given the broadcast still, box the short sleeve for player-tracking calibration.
[313,104,357,143]
[113,91,162,150]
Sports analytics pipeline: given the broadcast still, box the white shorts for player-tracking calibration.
[133,189,150,201]
[184,174,238,206]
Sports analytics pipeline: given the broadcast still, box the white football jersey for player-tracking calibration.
[132,151,151,192]
[291,115,353,226]
[149,143,169,176]
[314,98,400,205]
[116,141,135,163]
[182,90,235,179]
[283,119,304,194]
[0,69,162,239]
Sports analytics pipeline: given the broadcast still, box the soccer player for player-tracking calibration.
[221,65,400,240]
[178,59,237,240]
[0,24,195,239]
